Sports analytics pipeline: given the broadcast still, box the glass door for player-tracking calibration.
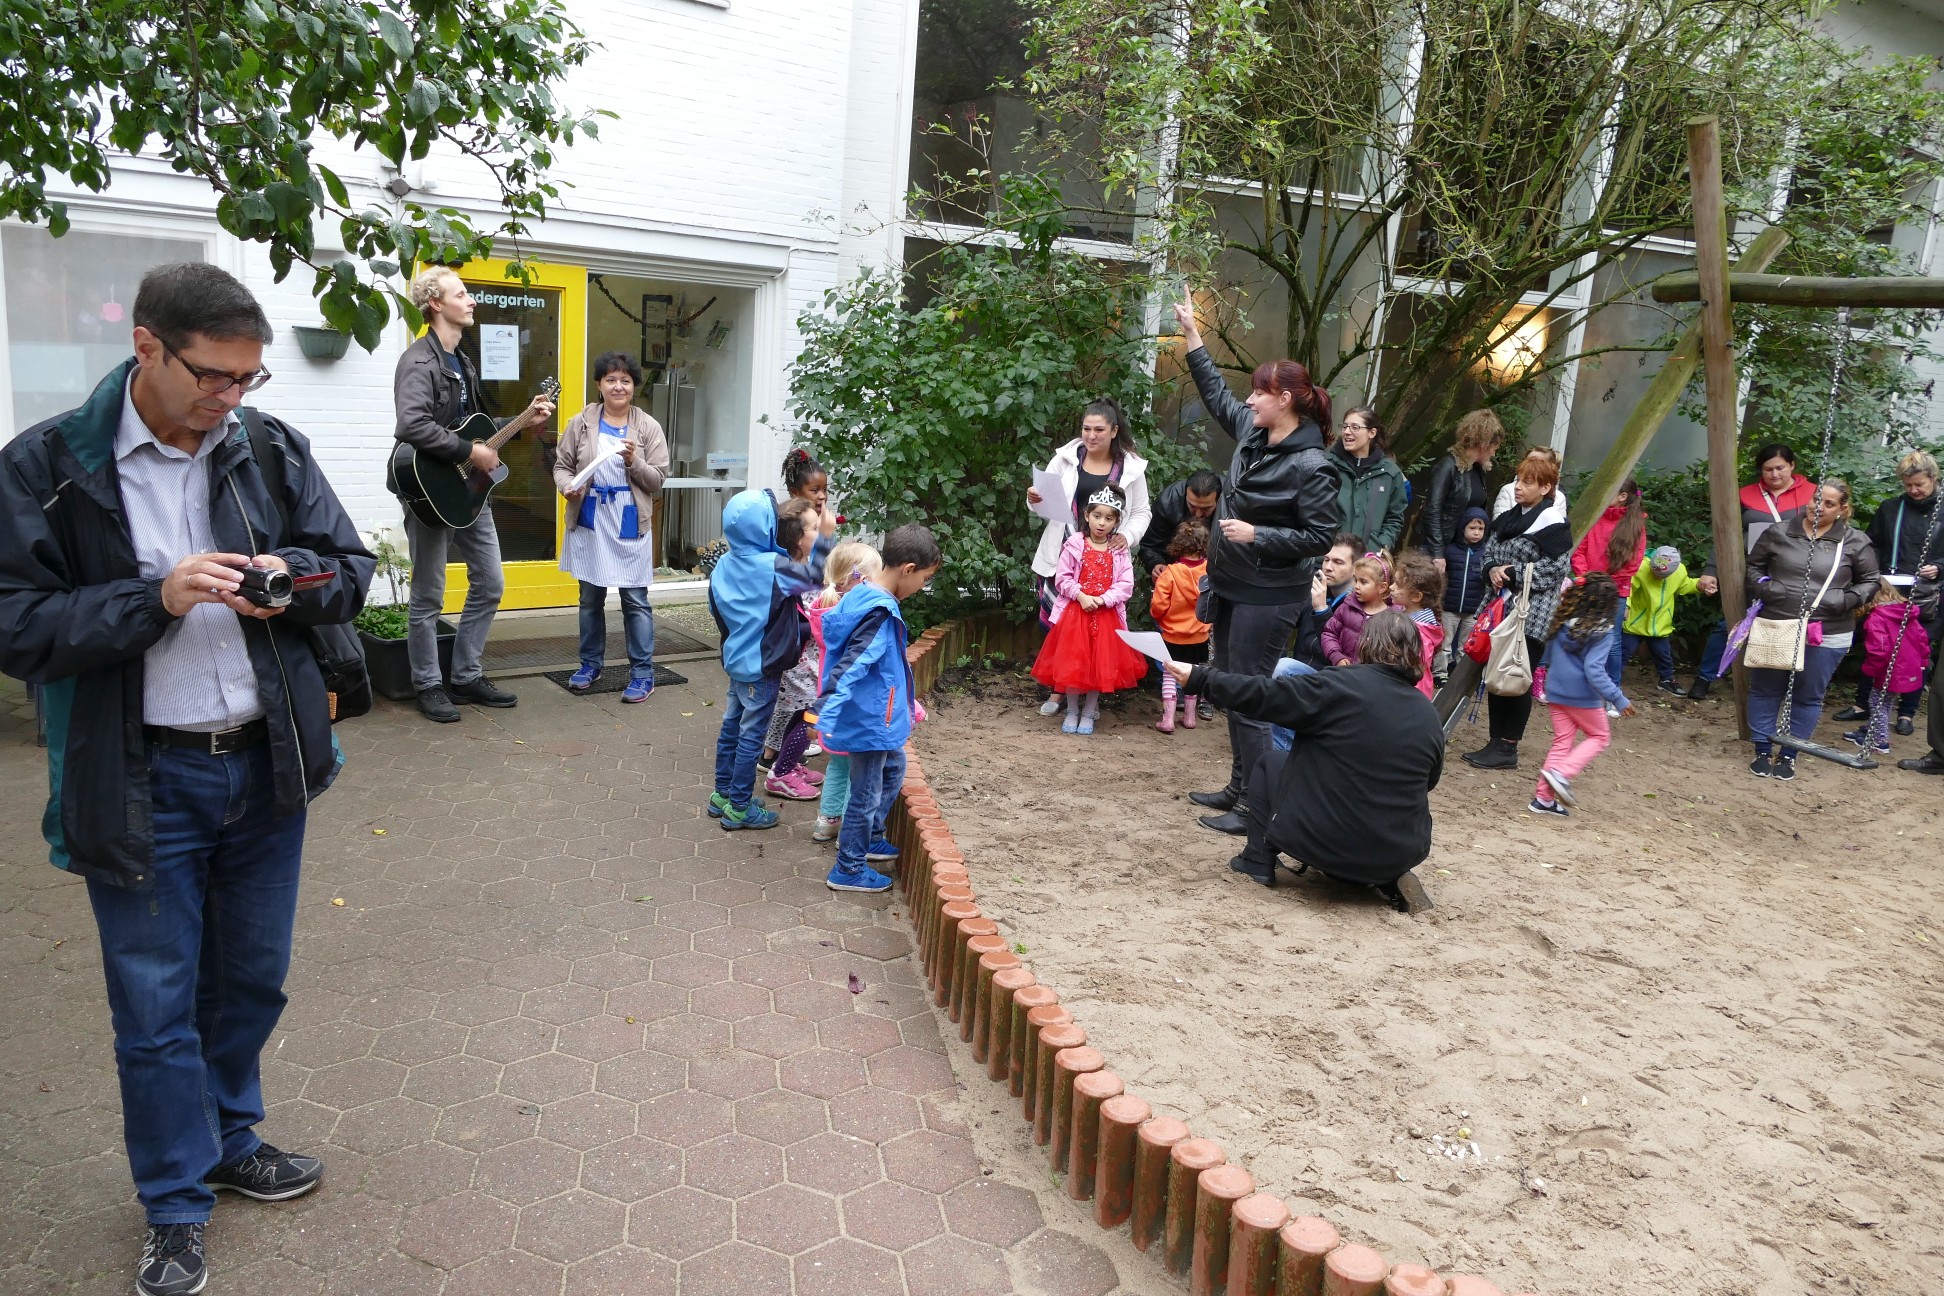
[437,258,586,611]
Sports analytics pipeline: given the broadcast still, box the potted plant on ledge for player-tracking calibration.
[354,531,456,700]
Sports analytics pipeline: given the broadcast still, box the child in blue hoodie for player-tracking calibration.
[708,491,832,830]
[1529,573,1634,818]
[1438,506,1489,681]
[815,523,942,892]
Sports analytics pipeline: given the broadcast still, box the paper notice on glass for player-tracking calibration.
[1030,468,1070,524]
[1116,630,1175,665]
[566,442,623,493]
[479,324,520,381]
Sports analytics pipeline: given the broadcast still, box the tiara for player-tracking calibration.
[1086,487,1122,510]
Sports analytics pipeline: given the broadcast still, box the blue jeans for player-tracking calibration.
[837,748,905,873]
[1603,623,1626,687]
[1268,658,1317,752]
[1747,643,1843,753]
[713,677,779,810]
[578,582,656,676]
[1698,618,1728,681]
[818,754,852,820]
[1621,633,1676,682]
[86,742,306,1224]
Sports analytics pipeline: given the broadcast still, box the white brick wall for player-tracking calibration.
[9,0,919,550]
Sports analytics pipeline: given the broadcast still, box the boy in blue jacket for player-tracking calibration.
[1438,506,1489,681]
[708,491,831,830]
[816,523,942,892]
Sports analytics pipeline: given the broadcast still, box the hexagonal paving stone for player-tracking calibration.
[446,1249,565,1296]
[518,1189,629,1263]
[689,981,771,1023]
[563,1246,678,1296]
[538,1090,638,1149]
[638,1089,733,1148]
[683,1132,783,1199]
[866,1044,956,1097]
[1011,1228,1121,1296]
[556,1014,646,1062]
[594,1050,687,1104]
[398,1190,516,1269]
[841,926,914,961]
[522,980,609,1025]
[841,1178,946,1252]
[689,1051,777,1101]
[639,1014,730,1061]
[942,1180,1045,1247]
[816,1013,903,1058]
[362,1141,479,1207]
[881,1129,981,1194]
[473,1136,583,1206]
[733,1012,820,1059]
[332,1095,441,1156]
[403,1054,502,1108]
[771,981,856,1023]
[500,1052,596,1104]
[733,1182,841,1256]
[648,950,731,989]
[372,1018,469,1066]
[580,1135,683,1203]
[902,1233,1012,1296]
[785,1132,882,1196]
[730,951,812,989]
[627,1186,733,1259]
[303,1056,407,1111]
[793,1236,903,1296]
[778,1048,869,1101]
[434,1094,539,1152]
[733,1088,827,1147]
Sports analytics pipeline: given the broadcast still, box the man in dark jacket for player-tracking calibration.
[391,267,554,723]
[1139,469,1221,574]
[0,264,374,1296]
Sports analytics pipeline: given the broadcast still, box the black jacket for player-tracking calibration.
[1866,490,1940,578]
[388,329,500,494]
[0,361,375,886]
[1746,518,1881,637]
[1188,662,1444,883]
[1419,452,1484,553]
[1186,347,1341,604]
[1140,479,1198,574]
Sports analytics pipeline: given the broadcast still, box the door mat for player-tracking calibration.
[542,664,689,697]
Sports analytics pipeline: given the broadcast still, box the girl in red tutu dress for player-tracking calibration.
[1033,484,1148,734]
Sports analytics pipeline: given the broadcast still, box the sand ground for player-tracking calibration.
[914,666,1944,1296]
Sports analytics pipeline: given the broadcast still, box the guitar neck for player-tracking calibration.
[483,421,525,452]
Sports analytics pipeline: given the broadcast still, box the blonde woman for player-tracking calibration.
[1420,409,1505,573]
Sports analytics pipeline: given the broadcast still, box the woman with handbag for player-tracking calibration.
[1461,450,1575,770]
[1172,297,1343,835]
[1743,480,1881,780]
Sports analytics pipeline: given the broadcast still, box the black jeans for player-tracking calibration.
[1239,750,1286,871]
[1212,596,1305,798]
[1486,634,1547,745]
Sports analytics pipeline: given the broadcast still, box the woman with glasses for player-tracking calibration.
[1328,407,1409,554]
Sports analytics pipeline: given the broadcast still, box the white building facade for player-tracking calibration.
[0,0,921,610]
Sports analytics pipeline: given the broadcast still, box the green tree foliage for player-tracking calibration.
[789,176,1204,627]
[0,0,605,347]
[1024,0,1944,464]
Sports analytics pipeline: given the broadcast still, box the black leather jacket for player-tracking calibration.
[1186,347,1341,604]
[388,330,498,494]
[1419,452,1484,553]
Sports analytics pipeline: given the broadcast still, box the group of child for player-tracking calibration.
[707,450,943,894]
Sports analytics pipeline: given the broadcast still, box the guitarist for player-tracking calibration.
[390,266,555,723]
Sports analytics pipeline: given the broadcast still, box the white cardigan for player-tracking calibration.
[1029,439,1151,577]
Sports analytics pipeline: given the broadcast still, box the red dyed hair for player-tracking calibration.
[1250,359,1332,430]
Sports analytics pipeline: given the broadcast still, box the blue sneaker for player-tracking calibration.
[622,674,655,704]
[707,791,731,818]
[721,800,781,831]
[566,661,601,692]
[865,838,899,863]
[827,864,893,893]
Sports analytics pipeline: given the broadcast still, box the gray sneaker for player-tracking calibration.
[206,1143,324,1201]
[137,1223,206,1296]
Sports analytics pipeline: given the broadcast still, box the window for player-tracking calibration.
[2,225,206,431]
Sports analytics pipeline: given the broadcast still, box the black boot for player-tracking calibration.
[1460,738,1518,770]
[1200,808,1249,835]
[1227,854,1276,886]
[1685,677,1711,701]
[1189,785,1239,812]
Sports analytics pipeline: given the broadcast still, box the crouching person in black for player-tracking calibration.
[0,264,374,1296]
[1167,610,1444,909]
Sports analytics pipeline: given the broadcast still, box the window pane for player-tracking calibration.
[3,226,205,430]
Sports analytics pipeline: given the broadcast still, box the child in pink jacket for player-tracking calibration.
[1031,484,1148,735]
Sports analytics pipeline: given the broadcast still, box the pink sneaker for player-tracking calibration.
[764,770,819,801]
[796,767,824,786]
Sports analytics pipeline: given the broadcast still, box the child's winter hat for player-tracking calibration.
[1648,544,1681,577]
[1459,505,1489,533]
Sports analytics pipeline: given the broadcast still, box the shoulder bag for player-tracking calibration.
[1743,549,1842,673]
[1482,565,1534,697]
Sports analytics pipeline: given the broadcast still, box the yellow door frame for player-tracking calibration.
[438,257,587,613]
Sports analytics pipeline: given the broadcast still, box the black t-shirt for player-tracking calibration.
[1074,466,1109,524]
[443,350,471,419]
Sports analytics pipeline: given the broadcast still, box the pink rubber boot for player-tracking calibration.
[1182,696,1199,729]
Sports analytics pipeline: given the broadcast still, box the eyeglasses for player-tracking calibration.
[161,339,272,395]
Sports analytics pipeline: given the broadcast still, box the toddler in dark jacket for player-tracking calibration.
[1437,507,1489,679]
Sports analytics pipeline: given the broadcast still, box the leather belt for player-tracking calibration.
[144,719,270,755]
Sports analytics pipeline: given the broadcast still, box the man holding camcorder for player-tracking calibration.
[0,263,374,1296]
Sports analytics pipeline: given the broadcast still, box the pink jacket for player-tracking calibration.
[1861,602,1932,692]
[1414,618,1446,698]
[1321,598,1387,666]
[1048,535,1135,625]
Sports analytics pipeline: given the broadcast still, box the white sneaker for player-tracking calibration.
[812,815,840,843]
[1605,704,1620,718]
[804,742,822,758]
[1039,696,1062,716]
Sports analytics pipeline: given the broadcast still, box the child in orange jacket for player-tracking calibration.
[1148,519,1213,732]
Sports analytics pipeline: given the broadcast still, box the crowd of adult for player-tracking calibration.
[1025,297,1944,905]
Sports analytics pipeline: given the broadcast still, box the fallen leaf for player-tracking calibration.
[331,898,346,907]
[681,712,694,717]
[625,1016,636,1024]
[631,895,653,903]
[50,939,65,949]
[372,828,386,836]
[847,973,864,994]
[37,1082,50,1093]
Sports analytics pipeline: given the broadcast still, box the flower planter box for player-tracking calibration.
[361,619,457,702]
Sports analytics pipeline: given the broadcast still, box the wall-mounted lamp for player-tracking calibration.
[1478,307,1550,384]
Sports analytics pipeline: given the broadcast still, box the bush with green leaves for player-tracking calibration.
[789,176,1205,628]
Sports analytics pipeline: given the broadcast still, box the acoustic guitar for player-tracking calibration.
[394,376,560,530]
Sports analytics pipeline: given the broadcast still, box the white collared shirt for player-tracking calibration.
[115,375,264,731]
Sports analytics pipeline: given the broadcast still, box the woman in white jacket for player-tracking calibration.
[1026,399,1150,715]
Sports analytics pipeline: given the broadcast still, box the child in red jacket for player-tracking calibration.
[1844,585,1933,755]
[1571,476,1648,707]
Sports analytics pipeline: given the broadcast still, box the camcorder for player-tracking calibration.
[230,564,294,609]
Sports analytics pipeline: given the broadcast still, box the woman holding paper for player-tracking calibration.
[554,350,672,702]
[1027,398,1151,636]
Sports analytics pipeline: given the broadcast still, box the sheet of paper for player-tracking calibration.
[1030,468,1070,524]
[567,442,623,493]
[479,324,520,381]
[1116,629,1175,665]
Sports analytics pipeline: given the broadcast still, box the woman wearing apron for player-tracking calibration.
[553,351,672,702]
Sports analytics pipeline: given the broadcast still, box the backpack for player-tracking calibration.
[238,409,373,723]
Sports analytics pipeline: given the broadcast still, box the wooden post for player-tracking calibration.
[1651,271,1944,308]
[1687,115,1752,739]
[1567,226,1790,540]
